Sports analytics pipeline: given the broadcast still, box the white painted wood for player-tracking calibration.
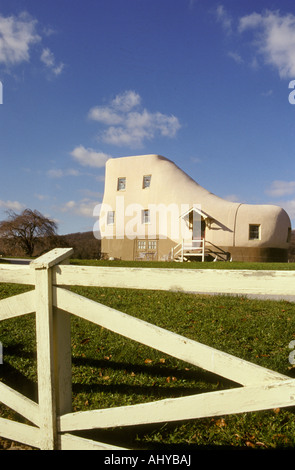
[0,417,40,448]
[0,381,39,426]
[59,379,295,432]
[52,265,295,297]
[0,265,34,285]
[59,433,127,450]
[0,290,35,320]
[35,266,57,450]
[30,248,73,270]
[53,287,288,386]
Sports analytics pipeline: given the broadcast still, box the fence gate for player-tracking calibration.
[0,248,295,450]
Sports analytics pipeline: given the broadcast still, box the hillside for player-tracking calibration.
[58,231,101,259]
[0,231,101,260]
[288,229,295,262]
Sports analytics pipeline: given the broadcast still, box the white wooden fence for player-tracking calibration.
[0,248,295,450]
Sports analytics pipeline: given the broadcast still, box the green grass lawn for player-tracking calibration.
[1,262,295,449]
[71,258,295,270]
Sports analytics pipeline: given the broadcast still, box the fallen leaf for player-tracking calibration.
[245,441,255,448]
[256,441,267,448]
[159,358,166,363]
[145,358,153,364]
[215,418,226,428]
[103,375,110,380]
[80,338,90,345]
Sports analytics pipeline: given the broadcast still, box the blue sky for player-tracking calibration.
[1,0,295,235]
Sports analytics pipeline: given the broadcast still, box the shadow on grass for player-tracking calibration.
[0,349,37,403]
[71,355,239,397]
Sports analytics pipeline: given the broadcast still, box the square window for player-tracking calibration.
[107,211,115,225]
[249,224,260,240]
[142,209,150,224]
[148,240,157,250]
[143,175,151,189]
[117,177,126,191]
[138,240,146,250]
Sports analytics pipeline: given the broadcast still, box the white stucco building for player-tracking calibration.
[98,154,291,262]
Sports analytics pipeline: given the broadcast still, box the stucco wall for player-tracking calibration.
[100,154,291,261]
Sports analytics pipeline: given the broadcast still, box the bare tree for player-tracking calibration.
[0,209,58,257]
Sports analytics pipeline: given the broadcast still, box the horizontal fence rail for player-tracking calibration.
[0,248,295,450]
[53,264,295,298]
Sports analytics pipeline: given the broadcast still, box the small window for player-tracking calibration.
[143,175,151,189]
[142,209,150,224]
[117,177,126,191]
[137,240,146,250]
[148,240,157,250]
[107,211,115,225]
[249,224,260,240]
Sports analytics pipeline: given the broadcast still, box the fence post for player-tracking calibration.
[31,248,73,450]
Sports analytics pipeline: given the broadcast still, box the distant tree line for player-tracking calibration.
[0,209,101,259]
[288,230,295,262]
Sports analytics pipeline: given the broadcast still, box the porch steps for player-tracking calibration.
[172,240,230,262]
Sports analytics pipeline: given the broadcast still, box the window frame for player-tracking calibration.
[107,211,115,225]
[137,240,146,250]
[142,209,151,224]
[249,224,261,240]
[148,240,157,251]
[117,177,126,191]
[143,175,151,189]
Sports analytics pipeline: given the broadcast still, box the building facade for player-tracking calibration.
[98,154,291,262]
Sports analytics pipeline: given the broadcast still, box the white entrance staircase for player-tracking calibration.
[172,239,230,262]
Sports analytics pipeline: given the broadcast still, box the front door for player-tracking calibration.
[189,212,205,240]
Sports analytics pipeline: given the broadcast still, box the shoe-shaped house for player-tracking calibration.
[98,154,291,262]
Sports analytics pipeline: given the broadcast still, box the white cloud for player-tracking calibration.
[223,194,241,203]
[0,199,25,211]
[281,199,295,220]
[34,193,48,201]
[47,169,64,178]
[88,90,181,148]
[238,10,295,79]
[0,11,40,65]
[70,146,110,168]
[111,90,142,112]
[227,51,244,64]
[40,47,64,76]
[266,180,295,197]
[47,168,84,178]
[60,199,97,218]
[215,5,233,34]
[0,11,64,78]
[88,106,122,125]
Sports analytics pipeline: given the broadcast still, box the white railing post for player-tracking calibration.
[31,248,73,450]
